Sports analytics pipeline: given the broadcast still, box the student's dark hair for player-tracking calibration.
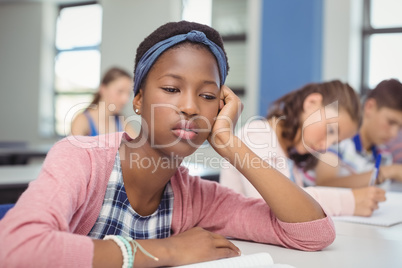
[90,67,132,106]
[266,80,361,170]
[134,20,229,90]
[365,78,402,111]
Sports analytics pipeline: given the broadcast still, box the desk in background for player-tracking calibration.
[0,143,51,165]
[0,164,42,204]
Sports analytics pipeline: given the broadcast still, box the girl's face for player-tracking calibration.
[295,100,358,155]
[101,76,132,114]
[135,44,221,158]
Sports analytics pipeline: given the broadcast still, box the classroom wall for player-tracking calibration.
[0,2,44,143]
[322,0,363,90]
[0,0,361,146]
[258,0,363,116]
[258,0,323,116]
[99,0,182,133]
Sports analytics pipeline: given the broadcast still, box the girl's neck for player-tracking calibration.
[94,101,116,117]
[119,134,183,214]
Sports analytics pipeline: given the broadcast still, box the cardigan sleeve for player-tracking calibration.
[171,169,335,252]
[0,139,95,268]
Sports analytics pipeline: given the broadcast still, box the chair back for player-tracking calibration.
[0,203,15,220]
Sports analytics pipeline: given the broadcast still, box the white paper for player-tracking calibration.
[333,191,402,226]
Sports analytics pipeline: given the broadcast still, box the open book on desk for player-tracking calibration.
[333,191,402,227]
[173,252,295,268]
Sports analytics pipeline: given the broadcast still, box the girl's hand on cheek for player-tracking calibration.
[163,227,240,266]
[208,85,243,148]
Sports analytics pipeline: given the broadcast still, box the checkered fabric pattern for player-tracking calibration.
[88,151,174,239]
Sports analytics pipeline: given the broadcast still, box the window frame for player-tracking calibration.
[53,1,101,137]
[361,0,402,94]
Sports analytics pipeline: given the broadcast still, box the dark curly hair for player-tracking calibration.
[133,20,229,90]
[266,80,361,171]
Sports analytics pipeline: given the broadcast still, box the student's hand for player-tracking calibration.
[352,186,386,216]
[379,164,402,182]
[163,227,241,266]
[208,85,243,149]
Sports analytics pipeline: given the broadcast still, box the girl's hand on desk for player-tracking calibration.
[208,85,243,150]
[352,186,386,216]
[164,227,241,266]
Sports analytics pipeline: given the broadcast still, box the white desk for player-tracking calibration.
[0,144,50,165]
[232,220,402,268]
[0,164,42,187]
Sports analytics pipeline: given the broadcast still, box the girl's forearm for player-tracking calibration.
[93,239,168,268]
[216,136,325,222]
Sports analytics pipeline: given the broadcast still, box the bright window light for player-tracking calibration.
[182,0,212,26]
[371,0,402,28]
[368,33,402,88]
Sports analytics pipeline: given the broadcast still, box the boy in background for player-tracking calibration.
[386,129,402,164]
[299,79,402,188]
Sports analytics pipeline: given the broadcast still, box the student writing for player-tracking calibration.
[302,79,402,188]
[0,21,335,268]
[220,81,386,217]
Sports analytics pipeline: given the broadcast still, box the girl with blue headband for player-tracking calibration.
[0,21,335,267]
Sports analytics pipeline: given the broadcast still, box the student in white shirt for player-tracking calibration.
[221,80,386,217]
[302,78,402,188]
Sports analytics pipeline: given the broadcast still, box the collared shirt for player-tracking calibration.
[330,134,392,177]
[88,151,174,239]
[294,134,393,186]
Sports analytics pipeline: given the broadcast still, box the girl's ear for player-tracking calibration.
[303,93,323,112]
[133,89,143,115]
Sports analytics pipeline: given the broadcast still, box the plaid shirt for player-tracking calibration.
[88,151,174,239]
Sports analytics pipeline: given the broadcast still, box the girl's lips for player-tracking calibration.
[172,120,199,140]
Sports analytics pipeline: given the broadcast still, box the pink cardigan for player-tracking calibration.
[0,133,335,267]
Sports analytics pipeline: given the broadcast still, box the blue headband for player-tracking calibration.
[133,30,227,95]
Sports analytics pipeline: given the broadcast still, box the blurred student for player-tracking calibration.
[308,79,402,188]
[385,129,402,164]
[71,67,137,137]
[221,80,386,217]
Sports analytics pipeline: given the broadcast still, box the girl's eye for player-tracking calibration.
[200,94,216,100]
[162,87,179,93]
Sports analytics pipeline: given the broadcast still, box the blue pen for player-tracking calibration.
[369,154,382,186]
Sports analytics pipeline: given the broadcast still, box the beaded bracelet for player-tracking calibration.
[124,237,159,264]
[103,235,132,268]
[116,236,134,268]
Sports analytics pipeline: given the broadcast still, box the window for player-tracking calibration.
[54,2,102,136]
[182,0,247,96]
[362,0,402,92]
[182,0,212,26]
